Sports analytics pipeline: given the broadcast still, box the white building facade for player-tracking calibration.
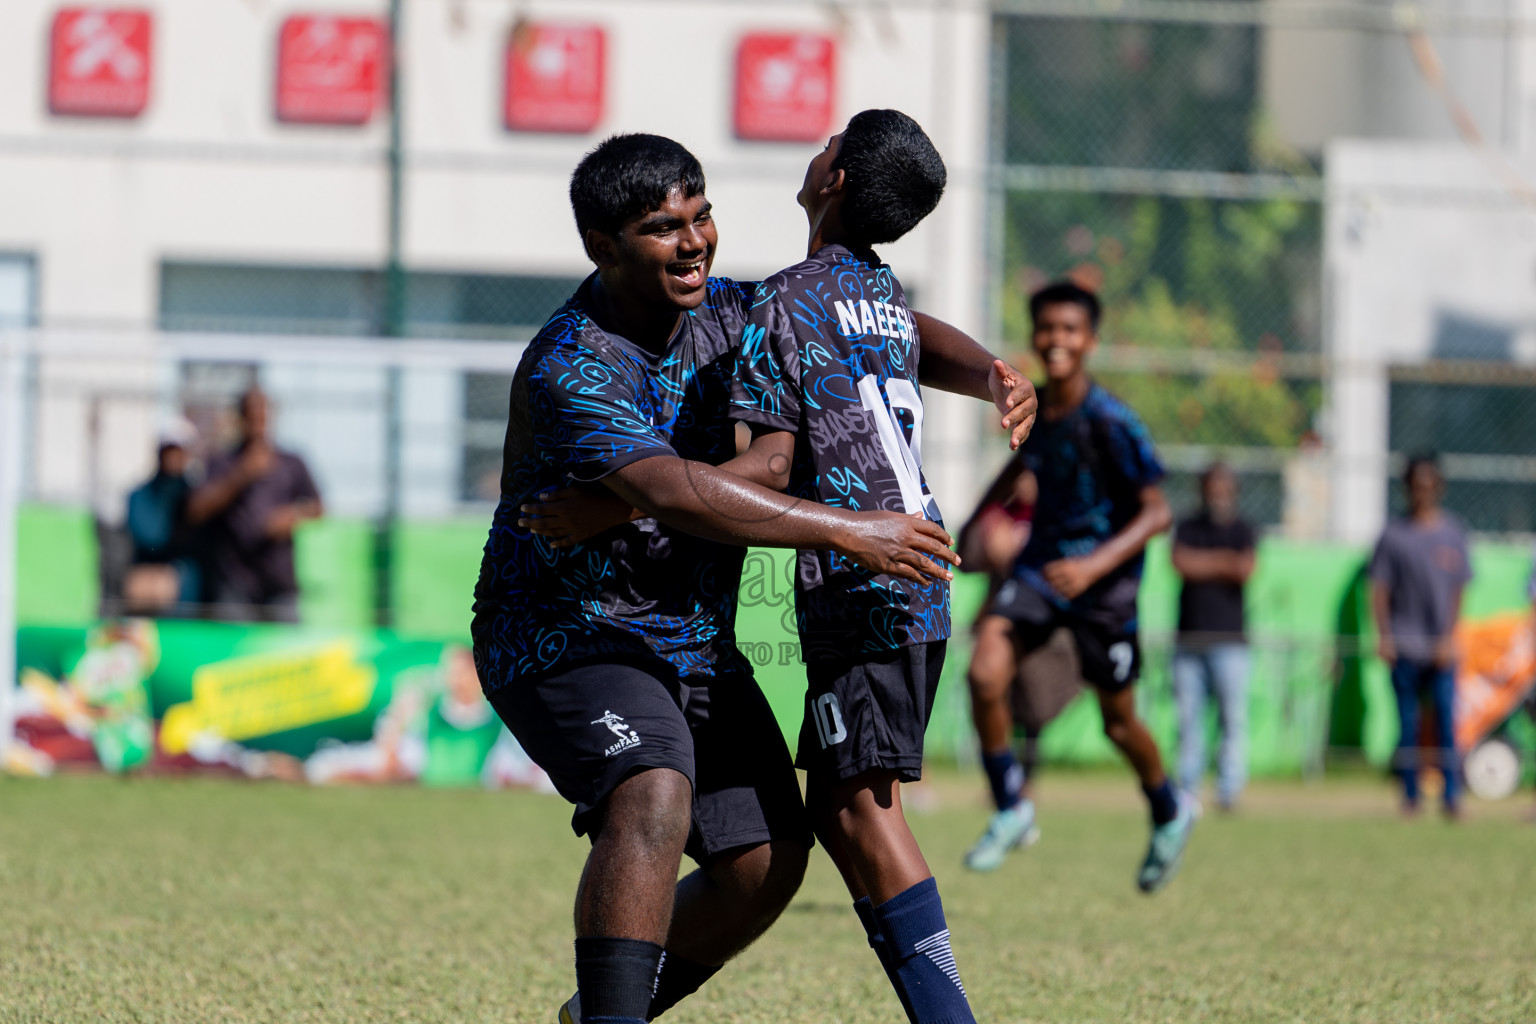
[0,0,994,522]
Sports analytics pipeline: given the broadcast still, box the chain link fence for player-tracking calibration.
[987,1,1536,537]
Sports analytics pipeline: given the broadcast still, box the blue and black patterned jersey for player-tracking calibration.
[1010,382,1165,612]
[730,244,950,661]
[472,274,760,692]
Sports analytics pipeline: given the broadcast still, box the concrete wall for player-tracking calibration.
[1325,139,1536,540]
[1263,0,1536,156]
[0,0,993,520]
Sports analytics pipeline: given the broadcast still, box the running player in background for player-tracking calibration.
[732,108,1036,1024]
[963,281,1194,893]
[958,466,1086,836]
[472,134,961,1024]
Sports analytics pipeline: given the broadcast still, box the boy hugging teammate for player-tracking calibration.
[474,134,963,1024]
[733,109,1035,1024]
[963,281,1195,892]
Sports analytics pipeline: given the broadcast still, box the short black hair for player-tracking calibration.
[833,109,946,245]
[568,134,706,244]
[1404,452,1442,484]
[1029,281,1101,332]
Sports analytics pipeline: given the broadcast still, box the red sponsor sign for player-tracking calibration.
[734,33,836,142]
[49,8,153,118]
[276,16,387,125]
[503,22,605,134]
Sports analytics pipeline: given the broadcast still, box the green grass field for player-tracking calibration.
[3,773,1535,1024]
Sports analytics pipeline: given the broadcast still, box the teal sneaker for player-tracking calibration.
[964,799,1037,871]
[1137,795,1195,893]
[557,993,580,1024]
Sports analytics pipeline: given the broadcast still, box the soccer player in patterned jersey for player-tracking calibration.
[730,109,1036,1024]
[471,135,965,1024]
[963,281,1196,892]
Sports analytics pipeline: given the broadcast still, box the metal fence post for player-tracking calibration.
[376,0,407,630]
[0,331,25,762]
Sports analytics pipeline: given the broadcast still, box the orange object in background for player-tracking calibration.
[1454,612,1536,752]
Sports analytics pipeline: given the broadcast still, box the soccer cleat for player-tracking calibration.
[1137,794,1196,894]
[557,993,580,1024]
[963,799,1037,871]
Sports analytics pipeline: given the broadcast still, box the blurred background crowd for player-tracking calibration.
[2,0,1535,811]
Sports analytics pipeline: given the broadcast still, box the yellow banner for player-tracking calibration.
[160,643,376,754]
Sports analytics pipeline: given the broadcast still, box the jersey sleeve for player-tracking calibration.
[525,344,677,483]
[1103,404,1166,490]
[729,281,802,433]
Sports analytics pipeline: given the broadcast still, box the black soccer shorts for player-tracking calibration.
[990,577,1142,694]
[796,641,947,784]
[486,656,812,863]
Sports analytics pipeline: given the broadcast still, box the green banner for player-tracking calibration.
[10,535,1533,784]
[10,620,544,789]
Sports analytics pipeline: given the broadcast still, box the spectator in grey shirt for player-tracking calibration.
[1370,455,1471,819]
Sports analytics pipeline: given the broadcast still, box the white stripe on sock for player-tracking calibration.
[912,929,967,997]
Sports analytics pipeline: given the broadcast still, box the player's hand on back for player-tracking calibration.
[520,486,640,548]
[988,359,1038,450]
[838,511,959,584]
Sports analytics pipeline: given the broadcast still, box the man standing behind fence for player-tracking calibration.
[1370,455,1471,820]
[186,388,322,622]
[1171,463,1256,812]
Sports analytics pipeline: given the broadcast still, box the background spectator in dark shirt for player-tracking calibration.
[122,429,200,615]
[1171,463,1257,811]
[1371,455,1472,819]
[186,388,322,622]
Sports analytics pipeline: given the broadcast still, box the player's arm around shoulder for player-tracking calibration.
[721,428,794,492]
[601,453,958,586]
[910,311,1037,450]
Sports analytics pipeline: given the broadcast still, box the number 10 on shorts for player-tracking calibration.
[813,692,848,748]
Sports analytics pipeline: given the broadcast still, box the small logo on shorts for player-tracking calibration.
[593,710,642,756]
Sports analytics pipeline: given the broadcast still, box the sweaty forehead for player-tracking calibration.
[627,184,711,230]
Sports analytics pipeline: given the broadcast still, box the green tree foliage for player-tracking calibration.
[1000,192,1320,451]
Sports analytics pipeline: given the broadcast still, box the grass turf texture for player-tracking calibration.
[3,773,1534,1023]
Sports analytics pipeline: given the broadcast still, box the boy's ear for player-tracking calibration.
[583,228,620,269]
[819,166,847,199]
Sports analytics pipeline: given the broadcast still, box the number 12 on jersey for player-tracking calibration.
[857,373,940,521]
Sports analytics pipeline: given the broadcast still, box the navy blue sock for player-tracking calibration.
[981,748,1024,812]
[854,896,916,1021]
[647,951,720,1020]
[871,878,976,1024]
[1144,780,1179,826]
[576,936,662,1024]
